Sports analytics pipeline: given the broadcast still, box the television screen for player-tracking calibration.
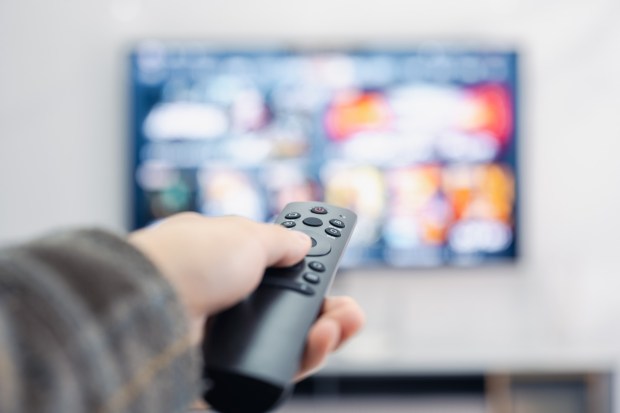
[130,43,519,268]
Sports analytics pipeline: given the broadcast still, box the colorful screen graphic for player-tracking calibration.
[130,43,519,267]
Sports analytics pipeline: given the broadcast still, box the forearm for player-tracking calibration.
[0,229,197,413]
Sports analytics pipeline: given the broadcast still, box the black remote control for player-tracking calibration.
[202,201,357,413]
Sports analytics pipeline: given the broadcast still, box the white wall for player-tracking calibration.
[2,0,620,374]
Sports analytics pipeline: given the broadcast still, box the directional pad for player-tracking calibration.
[296,230,331,257]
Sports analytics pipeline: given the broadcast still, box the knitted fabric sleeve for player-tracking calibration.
[0,229,199,413]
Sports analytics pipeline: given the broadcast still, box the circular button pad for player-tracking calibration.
[281,221,296,228]
[285,212,301,219]
[296,230,331,257]
[306,239,331,256]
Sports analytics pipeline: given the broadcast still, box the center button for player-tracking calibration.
[303,217,323,227]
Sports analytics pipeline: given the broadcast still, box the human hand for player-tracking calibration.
[128,212,364,378]
[295,295,365,380]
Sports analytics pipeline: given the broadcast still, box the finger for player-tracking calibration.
[256,224,312,268]
[295,318,340,381]
[318,296,366,349]
[295,297,365,381]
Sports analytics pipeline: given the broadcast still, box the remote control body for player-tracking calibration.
[202,202,357,413]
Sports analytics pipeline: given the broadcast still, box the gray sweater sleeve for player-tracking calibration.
[0,229,198,413]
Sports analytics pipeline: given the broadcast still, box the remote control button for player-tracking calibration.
[303,272,320,284]
[285,212,301,219]
[325,227,341,237]
[261,277,315,296]
[308,261,326,272]
[281,221,296,228]
[329,219,345,228]
[302,217,323,227]
[311,206,328,214]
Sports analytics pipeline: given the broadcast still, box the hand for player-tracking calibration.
[128,212,364,378]
[296,295,365,381]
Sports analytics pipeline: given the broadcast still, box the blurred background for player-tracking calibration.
[1,0,620,412]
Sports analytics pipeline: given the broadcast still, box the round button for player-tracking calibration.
[311,206,328,214]
[303,217,323,227]
[329,219,345,228]
[285,212,301,219]
[303,272,320,284]
[309,261,326,272]
[325,227,341,237]
[297,283,315,295]
[281,221,296,228]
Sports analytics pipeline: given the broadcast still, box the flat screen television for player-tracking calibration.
[130,42,519,268]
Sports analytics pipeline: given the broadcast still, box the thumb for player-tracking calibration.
[258,225,312,268]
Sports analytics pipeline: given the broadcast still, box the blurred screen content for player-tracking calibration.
[131,45,519,267]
